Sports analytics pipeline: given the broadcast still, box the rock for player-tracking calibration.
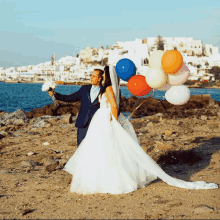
[45,163,59,172]
[1,110,27,126]
[1,113,12,121]
[5,120,13,125]
[193,205,214,213]
[154,135,162,140]
[209,99,215,106]
[42,142,49,146]
[147,122,154,127]
[28,119,35,125]
[55,150,63,154]
[165,130,173,136]
[20,160,39,168]
[162,135,173,141]
[61,114,72,124]
[30,128,38,133]
[6,125,17,132]
[46,118,59,125]
[41,115,63,120]
[13,119,25,126]
[0,131,8,137]
[171,133,177,137]
[44,123,52,128]
[146,115,160,121]
[40,157,55,166]
[33,120,48,128]
[27,152,37,156]
[59,124,71,128]
[58,158,67,166]
[0,133,4,140]
[201,115,207,120]
[65,155,71,160]
[155,113,164,117]
[12,109,27,120]
[22,209,37,216]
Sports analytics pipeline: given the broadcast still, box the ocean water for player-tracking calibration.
[0,82,220,113]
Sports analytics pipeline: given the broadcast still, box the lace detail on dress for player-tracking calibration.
[99,93,111,108]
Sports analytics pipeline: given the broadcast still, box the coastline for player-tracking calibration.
[2,80,129,87]
[1,80,220,89]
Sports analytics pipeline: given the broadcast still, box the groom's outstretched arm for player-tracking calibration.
[52,86,83,103]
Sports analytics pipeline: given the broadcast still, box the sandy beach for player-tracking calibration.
[0,101,220,219]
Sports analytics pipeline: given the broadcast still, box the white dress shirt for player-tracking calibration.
[90,85,100,103]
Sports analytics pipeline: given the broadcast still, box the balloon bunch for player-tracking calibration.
[115,50,190,105]
[116,58,151,97]
[147,50,190,105]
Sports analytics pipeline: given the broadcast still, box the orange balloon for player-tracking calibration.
[161,50,183,74]
[127,75,151,96]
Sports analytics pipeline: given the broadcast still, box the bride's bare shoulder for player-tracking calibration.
[106,86,113,92]
[102,86,113,95]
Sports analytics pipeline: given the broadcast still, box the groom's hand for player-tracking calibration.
[48,91,53,97]
[48,89,55,97]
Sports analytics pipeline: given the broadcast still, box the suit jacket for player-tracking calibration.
[54,84,121,128]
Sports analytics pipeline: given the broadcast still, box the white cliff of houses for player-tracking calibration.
[0,37,219,83]
[78,37,219,82]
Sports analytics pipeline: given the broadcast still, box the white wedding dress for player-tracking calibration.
[63,93,218,195]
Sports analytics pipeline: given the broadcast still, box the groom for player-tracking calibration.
[48,68,121,147]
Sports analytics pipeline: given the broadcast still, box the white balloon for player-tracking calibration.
[149,50,165,68]
[165,85,190,105]
[145,67,168,89]
[168,63,190,86]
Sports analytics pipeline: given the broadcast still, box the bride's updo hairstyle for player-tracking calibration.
[100,66,112,98]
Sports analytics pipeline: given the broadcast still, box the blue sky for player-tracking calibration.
[0,0,220,67]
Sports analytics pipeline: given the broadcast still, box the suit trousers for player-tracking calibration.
[77,125,90,147]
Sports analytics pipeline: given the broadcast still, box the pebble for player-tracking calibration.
[193,205,214,213]
[154,135,162,140]
[20,160,37,167]
[27,152,37,156]
[44,123,52,128]
[147,122,154,127]
[201,115,208,120]
[42,142,50,146]
[46,163,59,172]
[165,130,173,136]
[33,120,48,128]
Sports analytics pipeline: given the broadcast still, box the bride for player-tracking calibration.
[63,65,218,195]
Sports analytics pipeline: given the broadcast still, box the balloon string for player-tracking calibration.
[121,89,155,126]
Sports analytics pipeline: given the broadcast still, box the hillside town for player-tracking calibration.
[0,37,220,85]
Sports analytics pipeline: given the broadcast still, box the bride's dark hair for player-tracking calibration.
[100,66,112,97]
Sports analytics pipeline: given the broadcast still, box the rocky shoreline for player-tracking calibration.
[0,96,220,219]
[4,94,216,120]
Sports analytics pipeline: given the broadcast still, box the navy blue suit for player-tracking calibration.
[54,84,121,147]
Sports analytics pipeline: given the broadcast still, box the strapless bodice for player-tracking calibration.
[98,93,111,108]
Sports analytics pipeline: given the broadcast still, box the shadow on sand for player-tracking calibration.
[154,137,220,183]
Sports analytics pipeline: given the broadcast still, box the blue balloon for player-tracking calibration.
[115,58,136,82]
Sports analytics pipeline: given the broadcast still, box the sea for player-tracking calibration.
[0,82,220,113]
